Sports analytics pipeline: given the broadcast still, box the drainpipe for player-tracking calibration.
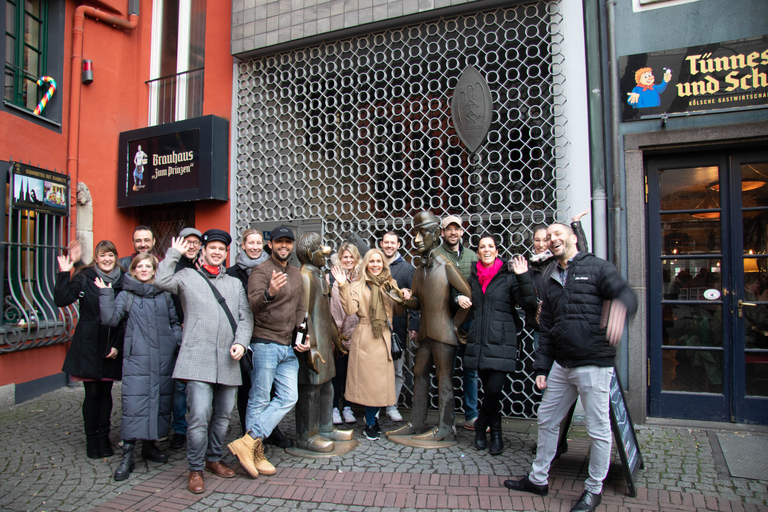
[606,0,622,272]
[583,0,608,259]
[67,2,139,238]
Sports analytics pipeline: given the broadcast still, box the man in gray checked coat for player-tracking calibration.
[155,229,253,495]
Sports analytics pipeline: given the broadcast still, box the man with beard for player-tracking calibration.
[155,230,253,494]
[118,226,156,271]
[168,227,203,451]
[380,231,419,422]
[228,226,310,478]
[435,214,479,430]
[503,223,637,512]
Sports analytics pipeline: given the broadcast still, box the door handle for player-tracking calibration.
[738,299,757,318]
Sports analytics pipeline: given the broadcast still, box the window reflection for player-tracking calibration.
[659,166,719,211]
[662,258,721,300]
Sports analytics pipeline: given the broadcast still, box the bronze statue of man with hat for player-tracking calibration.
[388,211,472,444]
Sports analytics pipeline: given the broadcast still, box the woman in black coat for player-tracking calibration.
[458,234,536,456]
[55,240,125,459]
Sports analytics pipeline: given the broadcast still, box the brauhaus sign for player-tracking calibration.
[619,35,768,122]
[117,115,229,207]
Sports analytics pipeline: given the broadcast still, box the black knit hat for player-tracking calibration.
[201,229,232,247]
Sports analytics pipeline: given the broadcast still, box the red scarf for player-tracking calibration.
[476,258,503,293]
[202,263,220,275]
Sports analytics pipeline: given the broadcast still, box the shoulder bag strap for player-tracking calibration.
[197,270,237,335]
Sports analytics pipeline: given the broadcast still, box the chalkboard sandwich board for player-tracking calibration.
[608,369,644,497]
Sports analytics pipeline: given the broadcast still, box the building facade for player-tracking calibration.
[0,0,234,405]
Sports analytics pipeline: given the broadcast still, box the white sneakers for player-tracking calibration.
[342,406,356,424]
[332,407,342,425]
[386,405,403,422]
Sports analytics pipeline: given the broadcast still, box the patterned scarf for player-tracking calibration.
[476,258,503,293]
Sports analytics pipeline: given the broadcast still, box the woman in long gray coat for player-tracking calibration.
[97,253,182,482]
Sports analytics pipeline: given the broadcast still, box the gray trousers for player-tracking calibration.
[186,381,237,471]
[529,362,613,494]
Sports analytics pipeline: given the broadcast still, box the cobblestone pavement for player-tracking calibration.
[0,383,767,512]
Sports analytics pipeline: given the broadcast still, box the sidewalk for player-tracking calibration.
[0,383,766,512]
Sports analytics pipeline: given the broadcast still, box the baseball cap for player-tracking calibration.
[179,227,202,240]
[441,215,463,229]
[270,226,295,241]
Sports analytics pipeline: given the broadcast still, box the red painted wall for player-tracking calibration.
[0,0,233,388]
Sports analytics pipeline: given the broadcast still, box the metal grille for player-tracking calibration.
[1,207,74,353]
[235,1,568,418]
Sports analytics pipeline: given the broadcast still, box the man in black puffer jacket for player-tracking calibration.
[504,223,637,512]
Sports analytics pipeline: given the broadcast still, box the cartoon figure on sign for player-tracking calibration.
[133,145,148,191]
[627,67,672,108]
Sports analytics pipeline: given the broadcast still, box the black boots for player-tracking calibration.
[97,427,114,457]
[489,415,504,456]
[114,442,135,481]
[141,441,168,463]
[474,412,490,450]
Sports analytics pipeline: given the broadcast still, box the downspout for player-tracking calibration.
[583,0,608,259]
[67,2,139,238]
[606,0,622,272]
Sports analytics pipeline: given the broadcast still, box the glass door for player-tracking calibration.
[648,150,768,424]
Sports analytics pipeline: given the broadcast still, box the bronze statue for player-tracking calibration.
[293,232,353,453]
[388,211,472,443]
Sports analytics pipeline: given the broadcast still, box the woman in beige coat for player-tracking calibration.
[332,248,408,440]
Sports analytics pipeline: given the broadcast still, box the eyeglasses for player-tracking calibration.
[186,241,201,248]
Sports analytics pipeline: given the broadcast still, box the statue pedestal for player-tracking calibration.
[285,439,359,459]
[386,435,457,449]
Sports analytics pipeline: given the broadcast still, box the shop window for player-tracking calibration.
[1,172,72,353]
[4,0,48,111]
[147,0,206,125]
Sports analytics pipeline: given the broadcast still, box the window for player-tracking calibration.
[147,0,206,125]
[4,0,48,111]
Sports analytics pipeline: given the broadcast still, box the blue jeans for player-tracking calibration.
[245,341,299,440]
[171,379,187,435]
[185,380,237,471]
[365,406,380,427]
[456,344,478,421]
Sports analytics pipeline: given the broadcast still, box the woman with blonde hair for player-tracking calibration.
[329,241,362,425]
[332,248,409,440]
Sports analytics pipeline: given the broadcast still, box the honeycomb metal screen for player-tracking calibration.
[236,1,570,418]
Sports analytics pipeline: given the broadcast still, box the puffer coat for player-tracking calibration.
[99,275,182,441]
[464,260,536,372]
[55,266,124,380]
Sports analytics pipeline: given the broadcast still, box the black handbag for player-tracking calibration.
[388,319,404,360]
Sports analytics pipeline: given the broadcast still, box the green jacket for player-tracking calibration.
[436,242,477,280]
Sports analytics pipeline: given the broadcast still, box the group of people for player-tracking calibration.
[56,209,636,512]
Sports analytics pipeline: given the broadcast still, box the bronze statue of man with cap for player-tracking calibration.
[388,211,472,443]
[293,232,354,454]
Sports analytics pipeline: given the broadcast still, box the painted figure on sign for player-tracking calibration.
[627,67,672,109]
[133,145,148,190]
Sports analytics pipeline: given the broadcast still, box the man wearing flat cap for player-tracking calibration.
[228,226,310,478]
[389,211,472,442]
[155,229,254,494]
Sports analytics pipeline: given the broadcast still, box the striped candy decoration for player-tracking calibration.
[33,76,57,115]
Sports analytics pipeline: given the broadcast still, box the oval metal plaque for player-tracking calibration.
[451,65,493,154]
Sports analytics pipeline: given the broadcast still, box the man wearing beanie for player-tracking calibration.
[228,226,310,478]
[155,229,253,494]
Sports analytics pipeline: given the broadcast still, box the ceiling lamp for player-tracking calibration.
[708,180,766,192]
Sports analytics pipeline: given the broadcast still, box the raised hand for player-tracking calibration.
[330,265,346,285]
[170,236,189,255]
[510,255,528,274]
[94,277,112,289]
[68,240,82,264]
[572,208,590,223]
[268,270,288,297]
[57,255,74,272]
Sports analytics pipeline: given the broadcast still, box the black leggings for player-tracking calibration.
[332,354,349,409]
[478,369,507,418]
[82,380,114,431]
